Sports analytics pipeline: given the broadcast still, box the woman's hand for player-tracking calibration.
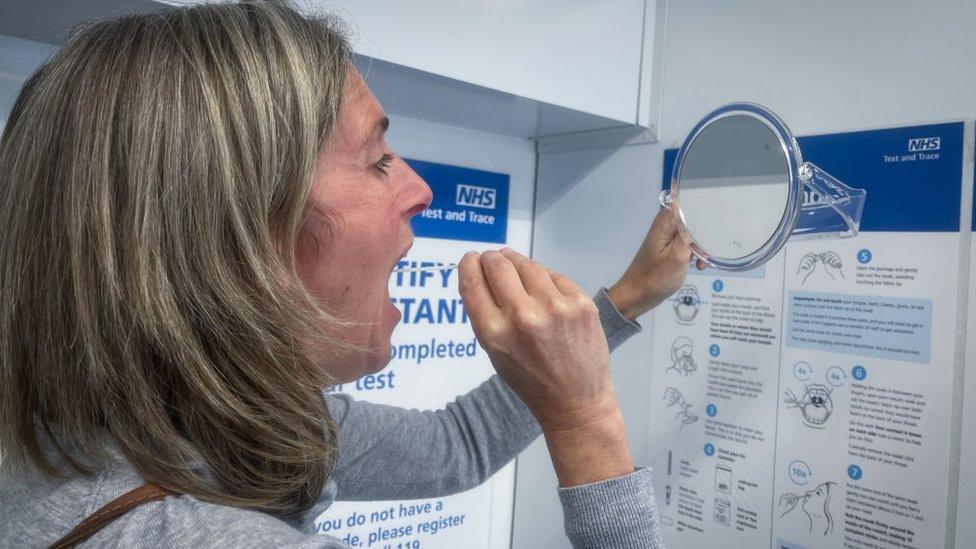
[459,249,633,486]
[607,207,703,321]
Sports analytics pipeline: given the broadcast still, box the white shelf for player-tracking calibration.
[1,0,661,140]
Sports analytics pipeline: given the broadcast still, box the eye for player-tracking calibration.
[374,153,394,175]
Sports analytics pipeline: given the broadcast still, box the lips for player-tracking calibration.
[400,238,413,261]
[390,237,414,273]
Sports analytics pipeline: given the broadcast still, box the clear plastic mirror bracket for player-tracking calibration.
[792,162,867,240]
[659,189,674,208]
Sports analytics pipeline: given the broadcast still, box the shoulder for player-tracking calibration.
[88,493,347,549]
[325,390,355,423]
[0,440,345,548]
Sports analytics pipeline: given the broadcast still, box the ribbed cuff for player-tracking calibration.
[557,467,664,548]
[593,287,642,352]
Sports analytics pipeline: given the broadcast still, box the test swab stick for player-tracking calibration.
[393,263,458,273]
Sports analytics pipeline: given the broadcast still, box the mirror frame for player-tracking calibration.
[665,103,804,271]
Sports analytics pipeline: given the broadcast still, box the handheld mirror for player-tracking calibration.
[660,103,866,271]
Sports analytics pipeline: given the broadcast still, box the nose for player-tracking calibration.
[397,157,433,219]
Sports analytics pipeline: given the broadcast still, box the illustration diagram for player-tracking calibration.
[796,251,845,283]
[714,497,731,526]
[664,387,699,429]
[784,383,835,428]
[785,362,840,429]
[667,336,697,377]
[672,284,701,325]
[779,482,836,536]
[714,464,732,494]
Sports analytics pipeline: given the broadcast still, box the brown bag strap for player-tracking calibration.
[50,482,174,549]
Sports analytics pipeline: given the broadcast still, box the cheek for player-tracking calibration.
[295,213,335,295]
[295,210,397,309]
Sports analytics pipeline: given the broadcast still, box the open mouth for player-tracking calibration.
[390,238,415,274]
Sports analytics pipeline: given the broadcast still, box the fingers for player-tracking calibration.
[498,248,563,299]
[479,250,530,309]
[458,252,503,327]
[670,210,693,247]
[548,269,585,298]
[673,238,693,265]
[650,208,680,247]
[655,208,695,268]
[649,209,692,263]
[465,247,586,308]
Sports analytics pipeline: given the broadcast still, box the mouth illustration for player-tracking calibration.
[673,285,700,325]
[801,384,833,426]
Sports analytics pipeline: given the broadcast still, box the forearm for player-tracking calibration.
[606,281,659,322]
[543,394,664,548]
[327,288,642,501]
[327,375,537,501]
[542,393,633,487]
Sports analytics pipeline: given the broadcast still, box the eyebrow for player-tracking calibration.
[368,116,390,143]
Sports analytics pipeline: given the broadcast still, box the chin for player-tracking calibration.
[330,345,391,384]
[325,296,399,383]
[366,341,393,373]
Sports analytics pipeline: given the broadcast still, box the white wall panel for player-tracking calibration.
[522,1,976,546]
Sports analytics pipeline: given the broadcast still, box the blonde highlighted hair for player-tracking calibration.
[0,0,352,513]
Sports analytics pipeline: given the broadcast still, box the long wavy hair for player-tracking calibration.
[0,0,353,514]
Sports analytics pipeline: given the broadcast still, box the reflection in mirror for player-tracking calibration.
[677,114,791,260]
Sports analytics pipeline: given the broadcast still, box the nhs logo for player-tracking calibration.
[455,184,496,209]
[907,137,940,152]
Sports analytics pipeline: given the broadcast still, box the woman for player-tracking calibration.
[0,1,692,547]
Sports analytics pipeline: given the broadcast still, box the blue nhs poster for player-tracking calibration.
[652,122,962,549]
[406,158,509,244]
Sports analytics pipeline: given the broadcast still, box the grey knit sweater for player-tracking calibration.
[0,289,664,548]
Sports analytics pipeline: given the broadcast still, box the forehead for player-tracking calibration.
[335,67,384,149]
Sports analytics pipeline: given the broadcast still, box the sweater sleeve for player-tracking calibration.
[593,287,642,351]
[327,374,537,500]
[558,468,666,548]
[326,287,641,501]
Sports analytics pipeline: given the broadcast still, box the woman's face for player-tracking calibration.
[297,68,432,383]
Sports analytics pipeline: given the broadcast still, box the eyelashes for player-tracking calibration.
[374,153,394,175]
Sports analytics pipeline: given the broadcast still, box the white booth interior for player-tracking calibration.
[1,1,974,548]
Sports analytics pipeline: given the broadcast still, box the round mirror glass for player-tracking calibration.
[675,113,792,264]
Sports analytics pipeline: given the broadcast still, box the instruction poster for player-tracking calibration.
[649,122,964,549]
[314,159,514,549]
